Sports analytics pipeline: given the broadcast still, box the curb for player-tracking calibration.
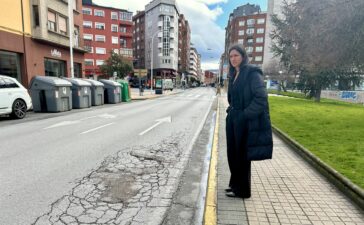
[203,99,219,225]
[272,125,364,210]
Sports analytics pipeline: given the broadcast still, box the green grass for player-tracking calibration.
[268,89,307,99]
[269,96,364,189]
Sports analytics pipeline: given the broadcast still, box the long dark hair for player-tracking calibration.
[228,44,249,78]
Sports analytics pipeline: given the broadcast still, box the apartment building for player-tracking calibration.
[0,0,85,87]
[189,47,198,80]
[224,4,267,67]
[178,14,190,76]
[145,0,180,82]
[82,0,133,78]
[132,11,146,69]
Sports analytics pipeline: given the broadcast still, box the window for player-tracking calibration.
[58,15,67,35]
[246,28,254,35]
[83,34,93,40]
[246,46,253,53]
[44,58,66,77]
[256,37,264,43]
[94,9,104,17]
[238,20,245,26]
[257,28,265,34]
[255,56,262,61]
[83,21,92,28]
[247,19,255,26]
[33,5,40,26]
[0,78,19,88]
[82,8,92,15]
[113,49,119,54]
[247,38,254,44]
[238,39,244,44]
[111,12,118,20]
[111,24,118,32]
[95,22,105,30]
[95,35,105,42]
[96,60,104,66]
[85,59,94,66]
[238,30,244,36]
[120,48,133,57]
[0,51,21,81]
[120,38,126,47]
[84,46,93,53]
[47,11,56,31]
[96,47,106,54]
[120,11,132,21]
[120,26,127,33]
[112,36,118,44]
[257,18,265,24]
[255,46,263,52]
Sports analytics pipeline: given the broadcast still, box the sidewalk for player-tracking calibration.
[215,93,364,225]
[130,87,183,100]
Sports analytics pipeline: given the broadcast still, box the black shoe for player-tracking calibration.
[225,188,233,192]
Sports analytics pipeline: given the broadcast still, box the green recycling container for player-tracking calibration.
[117,80,131,102]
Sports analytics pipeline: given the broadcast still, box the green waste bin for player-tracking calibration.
[117,80,131,102]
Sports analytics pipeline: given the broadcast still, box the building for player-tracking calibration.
[263,0,295,70]
[132,11,146,70]
[224,4,267,67]
[204,70,216,85]
[0,0,85,87]
[82,0,133,79]
[178,14,190,84]
[145,0,180,84]
[189,47,198,81]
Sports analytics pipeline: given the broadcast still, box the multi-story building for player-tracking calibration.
[224,4,267,67]
[145,0,180,83]
[132,11,146,69]
[0,0,85,87]
[178,14,190,77]
[82,0,133,79]
[204,70,217,85]
[263,0,295,70]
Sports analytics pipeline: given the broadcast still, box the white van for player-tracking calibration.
[0,75,32,119]
[163,79,174,91]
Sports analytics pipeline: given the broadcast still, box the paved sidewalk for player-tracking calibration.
[130,88,183,100]
[216,94,364,225]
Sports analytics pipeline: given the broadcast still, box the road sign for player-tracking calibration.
[134,69,148,77]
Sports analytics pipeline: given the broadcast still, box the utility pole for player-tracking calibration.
[68,0,74,78]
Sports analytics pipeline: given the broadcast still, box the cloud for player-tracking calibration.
[92,0,225,70]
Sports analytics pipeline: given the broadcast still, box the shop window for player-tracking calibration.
[44,58,66,77]
[0,51,21,81]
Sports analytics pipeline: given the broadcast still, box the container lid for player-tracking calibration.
[83,79,104,87]
[31,76,72,87]
[99,79,122,87]
[64,78,92,87]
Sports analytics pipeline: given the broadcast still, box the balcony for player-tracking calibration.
[170,33,175,39]
[158,32,163,38]
[158,21,163,27]
[158,43,163,48]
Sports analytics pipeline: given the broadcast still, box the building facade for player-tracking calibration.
[145,0,179,82]
[132,11,146,70]
[82,0,133,79]
[178,14,190,77]
[224,4,267,67]
[0,0,85,87]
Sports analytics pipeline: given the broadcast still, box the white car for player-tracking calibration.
[0,75,32,119]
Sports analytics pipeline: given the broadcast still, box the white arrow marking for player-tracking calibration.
[43,121,80,130]
[139,116,172,136]
[80,123,115,134]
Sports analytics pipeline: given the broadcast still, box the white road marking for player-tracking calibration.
[80,123,115,134]
[139,116,172,136]
[43,121,80,130]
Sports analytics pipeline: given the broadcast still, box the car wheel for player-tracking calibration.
[11,99,27,119]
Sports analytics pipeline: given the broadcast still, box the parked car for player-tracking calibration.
[0,75,32,119]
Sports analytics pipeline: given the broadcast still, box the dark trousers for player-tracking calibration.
[226,111,251,197]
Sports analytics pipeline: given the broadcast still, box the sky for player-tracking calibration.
[92,0,267,70]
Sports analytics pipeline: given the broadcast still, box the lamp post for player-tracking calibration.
[150,31,159,93]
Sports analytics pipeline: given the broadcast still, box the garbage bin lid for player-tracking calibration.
[99,79,122,87]
[64,78,92,87]
[31,76,72,87]
[83,79,104,87]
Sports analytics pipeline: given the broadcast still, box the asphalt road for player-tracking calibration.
[0,87,216,225]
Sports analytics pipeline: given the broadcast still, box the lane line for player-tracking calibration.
[80,123,115,134]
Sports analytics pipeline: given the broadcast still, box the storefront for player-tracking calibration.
[44,58,66,77]
[0,50,22,81]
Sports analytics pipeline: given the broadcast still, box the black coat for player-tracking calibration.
[227,65,273,161]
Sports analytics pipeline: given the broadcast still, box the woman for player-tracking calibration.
[225,44,273,198]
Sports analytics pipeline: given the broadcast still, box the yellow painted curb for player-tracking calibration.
[203,99,219,225]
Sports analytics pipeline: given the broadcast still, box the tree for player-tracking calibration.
[270,0,364,102]
[99,51,133,79]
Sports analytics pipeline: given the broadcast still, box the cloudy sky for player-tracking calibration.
[93,0,267,70]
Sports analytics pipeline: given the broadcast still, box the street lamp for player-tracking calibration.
[150,31,159,92]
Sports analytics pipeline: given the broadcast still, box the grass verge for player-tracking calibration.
[269,96,364,189]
